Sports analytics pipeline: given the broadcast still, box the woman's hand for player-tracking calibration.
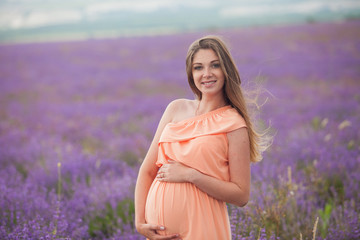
[157,160,196,183]
[136,223,180,240]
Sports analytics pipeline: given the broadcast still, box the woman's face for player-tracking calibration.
[192,48,225,99]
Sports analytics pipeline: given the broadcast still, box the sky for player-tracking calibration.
[0,0,359,43]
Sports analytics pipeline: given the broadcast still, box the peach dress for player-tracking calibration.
[145,105,247,240]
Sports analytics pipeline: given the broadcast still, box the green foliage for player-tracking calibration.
[116,198,135,226]
[311,116,321,131]
[81,136,103,155]
[121,151,140,167]
[4,208,18,228]
[347,140,355,150]
[85,174,91,187]
[321,174,345,205]
[60,174,75,199]
[318,202,333,238]
[88,198,135,238]
[14,162,28,180]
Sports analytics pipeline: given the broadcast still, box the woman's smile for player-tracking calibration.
[201,80,217,87]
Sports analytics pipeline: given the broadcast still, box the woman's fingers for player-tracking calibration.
[157,163,171,179]
[138,223,181,240]
[147,225,181,240]
[157,160,189,183]
[157,173,166,181]
[157,235,181,240]
[148,224,165,231]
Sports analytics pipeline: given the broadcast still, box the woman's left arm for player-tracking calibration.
[157,127,251,207]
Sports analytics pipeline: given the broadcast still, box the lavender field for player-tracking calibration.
[1,20,359,240]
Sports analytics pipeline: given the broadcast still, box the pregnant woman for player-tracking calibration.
[135,36,265,240]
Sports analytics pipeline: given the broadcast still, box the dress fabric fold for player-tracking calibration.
[145,105,247,240]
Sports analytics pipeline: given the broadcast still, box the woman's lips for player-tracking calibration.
[201,80,217,86]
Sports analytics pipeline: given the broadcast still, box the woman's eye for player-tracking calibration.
[194,66,202,70]
[212,63,220,68]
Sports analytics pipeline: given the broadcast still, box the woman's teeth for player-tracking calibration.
[202,80,216,85]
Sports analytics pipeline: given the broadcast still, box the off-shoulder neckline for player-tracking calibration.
[168,105,232,126]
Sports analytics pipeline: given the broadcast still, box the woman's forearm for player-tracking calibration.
[188,169,249,207]
[134,166,156,227]
[157,160,250,207]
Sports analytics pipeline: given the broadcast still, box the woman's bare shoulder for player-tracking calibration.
[168,98,196,109]
[166,99,198,123]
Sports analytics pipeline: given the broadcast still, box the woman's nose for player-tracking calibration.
[203,67,212,78]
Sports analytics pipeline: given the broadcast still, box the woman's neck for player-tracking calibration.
[196,94,227,116]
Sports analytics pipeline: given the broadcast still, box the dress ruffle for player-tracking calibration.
[159,105,246,143]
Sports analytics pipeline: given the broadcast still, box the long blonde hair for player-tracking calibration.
[186,35,269,163]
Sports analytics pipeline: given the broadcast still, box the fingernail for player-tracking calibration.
[160,226,165,230]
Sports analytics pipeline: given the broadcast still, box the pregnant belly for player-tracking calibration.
[145,179,227,238]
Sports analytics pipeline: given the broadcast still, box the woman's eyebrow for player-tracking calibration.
[193,59,219,65]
